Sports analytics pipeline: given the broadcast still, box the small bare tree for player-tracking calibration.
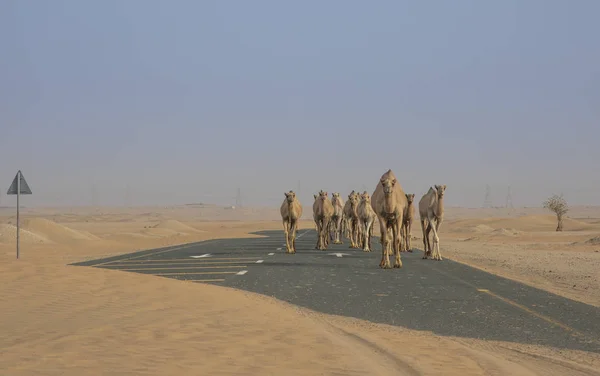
[543,194,568,231]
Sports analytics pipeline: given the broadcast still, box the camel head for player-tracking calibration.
[284,190,296,203]
[361,192,371,203]
[318,190,328,201]
[380,176,397,195]
[332,192,340,199]
[405,193,415,204]
[348,192,359,207]
[434,185,446,198]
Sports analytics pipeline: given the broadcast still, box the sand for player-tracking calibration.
[1,204,600,375]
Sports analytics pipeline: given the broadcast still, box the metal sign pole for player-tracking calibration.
[7,170,32,259]
[16,170,20,259]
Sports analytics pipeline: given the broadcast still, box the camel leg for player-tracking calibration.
[393,220,403,268]
[399,223,406,252]
[420,219,429,259]
[324,218,330,248]
[402,222,411,252]
[368,218,374,252]
[407,220,413,252]
[283,219,291,253]
[362,219,370,252]
[354,219,360,248]
[425,222,433,258]
[349,219,355,248]
[378,217,390,268]
[431,218,443,261]
[337,218,340,243]
[290,218,297,254]
[315,219,322,250]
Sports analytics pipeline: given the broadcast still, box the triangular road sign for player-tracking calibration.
[7,171,32,195]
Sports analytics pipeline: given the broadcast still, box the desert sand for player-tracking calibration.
[1,203,600,375]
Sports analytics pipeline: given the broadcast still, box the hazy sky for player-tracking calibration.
[1,0,599,208]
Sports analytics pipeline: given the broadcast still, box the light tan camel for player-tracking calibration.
[401,193,415,252]
[418,185,446,261]
[280,190,303,254]
[343,191,361,248]
[358,191,377,252]
[341,190,355,239]
[371,169,408,269]
[330,192,344,244]
[313,190,334,250]
[312,194,319,235]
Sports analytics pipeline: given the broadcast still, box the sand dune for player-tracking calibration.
[0,223,52,244]
[150,219,205,233]
[446,215,596,233]
[22,217,100,242]
[1,205,600,374]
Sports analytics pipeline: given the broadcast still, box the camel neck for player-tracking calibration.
[436,196,444,216]
[383,193,395,213]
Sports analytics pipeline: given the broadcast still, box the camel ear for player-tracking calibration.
[392,178,397,185]
[284,192,289,197]
[442,185,447,190]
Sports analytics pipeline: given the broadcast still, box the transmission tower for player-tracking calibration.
[235,188,242,207]
[483,184,492,208]
[505,185,513,209]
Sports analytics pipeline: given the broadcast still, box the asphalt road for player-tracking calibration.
[72,229,600,353]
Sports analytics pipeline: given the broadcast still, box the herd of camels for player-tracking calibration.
[280,169,446,269]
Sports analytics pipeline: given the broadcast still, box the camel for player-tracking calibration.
[280,191,303,254]
[357,191,377,252]
[401,193,415,252]
[341,190,355,239]
[418,185,446,261]
[313,194,319,232]
[371,169,408,269]
[313,190,334,250]
[343,191,361,248]
[330,192,344,244]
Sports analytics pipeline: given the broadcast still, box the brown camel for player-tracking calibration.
[371,169,408,269]
[343,191,361,248]
[357,191,377,252]
[418,185,446,261]
[330,192,344,244]
[313,190,334,250]
[401,193,415,252]
[280,190,303,254]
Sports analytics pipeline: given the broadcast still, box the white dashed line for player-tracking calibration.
[268,253,275,256]
[256,260,264,263]
[276,248,282,251]
[236,270,248,275]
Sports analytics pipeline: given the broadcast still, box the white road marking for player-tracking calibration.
[256,260,264,263]
[190,254,211,258]
[330,252,350,258]
[268,253,275,256]
[236,270,248,275]
[276,248,282,251]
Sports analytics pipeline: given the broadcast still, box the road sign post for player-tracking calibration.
[7,170,32,259]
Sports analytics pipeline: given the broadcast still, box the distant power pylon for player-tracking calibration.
[235,188,242,207]
[483,184,492,208]
[506,185,514,209]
